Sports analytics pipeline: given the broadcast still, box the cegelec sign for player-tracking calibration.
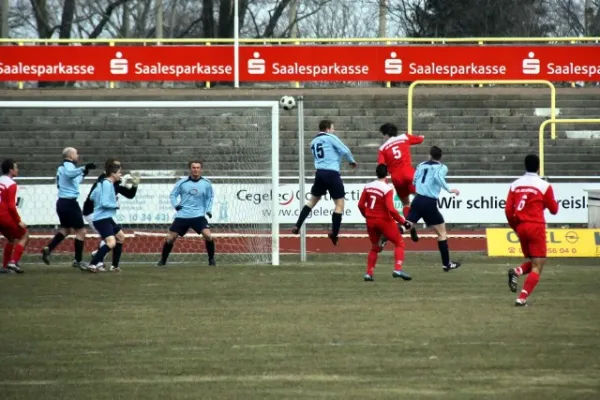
[1,45,600,81]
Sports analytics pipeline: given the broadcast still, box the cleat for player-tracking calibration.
[508,268,519,293]
[72,261,89,271]
[97,262,104,269]
[41,247,51,265]
[392,270,412,281]
[328,232,339,246]
[291,227,299,235]
[96,265,107,272]
[443,261,461,272]
[364,274,374,281]
[378,236,388,253]
[6,263,24,274]
[515,298,528,307]
[86,264,97,273]
[156,260,166,267]
[109,265,121,272]
[410,227,419,242]
[208,258,217,267]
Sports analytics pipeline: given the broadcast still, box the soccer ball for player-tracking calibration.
[279,95,296,111]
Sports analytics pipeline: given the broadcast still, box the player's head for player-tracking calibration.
[62,147,79,162]
[429,146,443,161]
[379,123,398,138]
[105,162,122,182]
[524,154,540,173]
[376,163,388,179]
[105,158,121,171]
[1,159,18,177]
[188,160,203,178]
[319,120,334,133]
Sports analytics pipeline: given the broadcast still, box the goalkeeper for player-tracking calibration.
[83,158,139,271]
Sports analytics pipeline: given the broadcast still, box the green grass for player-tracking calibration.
[1,253,599,400]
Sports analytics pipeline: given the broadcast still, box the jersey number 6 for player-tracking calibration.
[311,143,324,159]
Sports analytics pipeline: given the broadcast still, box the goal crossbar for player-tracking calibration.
[1,100,281,266]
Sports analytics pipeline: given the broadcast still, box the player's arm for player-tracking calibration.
[544,185,559,215]
[408,134,425,145]
[384,191,406,224]
[99,181,118,209]
[170,180,183,210]
[377,149,386,165]
[117,184,138,199]
[205,181,214,218]
[63,162,86,178]
[435,165,458,194]
[358,190,368,218]
[6,184,22,224]
[413,165,423,186]
[330,136,357,165]
[504,188,518,230]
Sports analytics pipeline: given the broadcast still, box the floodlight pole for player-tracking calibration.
[234,0,240,88]
[297,96,307,262]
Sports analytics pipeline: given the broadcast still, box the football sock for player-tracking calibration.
[161,241,174,263]
[47,232,66,252]
[74,239,84,262]
[3,243,14,267]
[402,206,411,218]
[367,250,378,275]
[206,239,215,259]
[438,239,450,266]
[515,261,532,276]
[295,205,312,229]
[98,240,106,250]
[332,212,342,236]
[112,243,123,268]
[394,246,405,271]
[519,271,540,300]
[11,244,25,264]
[91,245,111,266]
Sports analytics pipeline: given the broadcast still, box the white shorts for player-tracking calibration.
[84,214,98,233]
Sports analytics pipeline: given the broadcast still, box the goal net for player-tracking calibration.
[1,101,280,266]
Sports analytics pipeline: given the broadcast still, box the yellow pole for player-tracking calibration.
[17,42,24,89]
[109,41,115,89]
[205,42,211,89]
[385,40,391,88]
[294,41,300,89]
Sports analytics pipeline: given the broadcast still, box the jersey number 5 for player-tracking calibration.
[516,194,528,211]
[311,143,324,159]
[392,146,401,159]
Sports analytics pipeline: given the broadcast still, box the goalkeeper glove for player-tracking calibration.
[131,173,141,187]
[85,163,96,172]
[206,212,212,219]
[399,221,412,233]
[175,205,183,211]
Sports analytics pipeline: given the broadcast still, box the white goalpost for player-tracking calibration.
[0,100,281,266]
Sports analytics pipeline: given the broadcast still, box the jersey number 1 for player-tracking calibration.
[311,143,324,159]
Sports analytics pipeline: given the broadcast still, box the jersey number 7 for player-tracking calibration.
[311,143,324,159]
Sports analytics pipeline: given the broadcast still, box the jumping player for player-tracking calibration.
[505,154,559,307]
[157,160,216,267]
[0,159,27,274]
[377,122,424,244]
[406,146,462,272]
[358,164,412,281]
[292,120,357,245]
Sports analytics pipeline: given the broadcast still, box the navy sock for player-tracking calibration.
[161,241,174,263]
[47,232,65,252]
[206,240,215,259]
[74,239,84,262]
[91,245,111,266]
[112,243,123,267]
[332,212,342,236]
[438,240,450,266]
[295,205,312,229]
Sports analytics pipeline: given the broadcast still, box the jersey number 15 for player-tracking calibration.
[311,143,324,159]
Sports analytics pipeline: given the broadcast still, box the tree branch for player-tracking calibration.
[88,0,130,39]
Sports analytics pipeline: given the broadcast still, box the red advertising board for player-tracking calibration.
[0,45,599,81]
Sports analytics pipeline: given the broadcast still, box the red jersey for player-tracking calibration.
[0,175,21,224]
[377,134,424,175]
[358,180,405,223]
[505,172,559,227]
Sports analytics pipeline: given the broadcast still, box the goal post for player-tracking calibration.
[0,100,281,266]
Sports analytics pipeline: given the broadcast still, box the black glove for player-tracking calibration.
[206,212,212,219]
[399,221,411,233]
[85,163,96,171]
[403,221,412,230]
[175,205,183,211]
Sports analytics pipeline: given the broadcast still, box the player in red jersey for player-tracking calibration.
[0,159,28,274]
[505,154,558,307]
[377,123,424,244]
[358,164,413,281]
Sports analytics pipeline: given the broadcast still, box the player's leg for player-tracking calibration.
[292,174,325,234]
[382,222,411,280]
[429,222,461,271]
[507,227,534,293]
[194,217,216,266]
[393,173,419,243]
[157,218,187,266]
[364,221,382,281]
[515,225,546,306]
[42,199,71,264]
[1,225,14,271]
[70,203,87,268]
[327,174,346,245]
[109,226,125,272]
[87,219,117,273]
[7,228,28,274]
[84,214,106,269]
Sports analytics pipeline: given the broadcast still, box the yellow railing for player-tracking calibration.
[538,119,600,177]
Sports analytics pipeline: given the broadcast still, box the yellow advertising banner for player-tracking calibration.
[486,228,600,257]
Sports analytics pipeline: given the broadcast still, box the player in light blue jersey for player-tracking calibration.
[42,147,96,270]
[87,162,126,272]
[158,160,216,267]
[292,120,357,245]
[406,146,462,272]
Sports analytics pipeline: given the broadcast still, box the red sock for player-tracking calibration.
[3,243,13,268]
[366,250,378,275]
[515,261,532,276]
[519,271,540,300]
[394,246,405,271]
[402,206,410,218]
[10,243,25,264]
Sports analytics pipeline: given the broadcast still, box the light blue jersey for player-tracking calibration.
[91,179,119,221]
[413,160,451,199]
[56,160,85,199]
[170,177,214,219]
[310,133,355,172]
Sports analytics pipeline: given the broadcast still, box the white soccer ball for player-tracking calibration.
[279,95,296,111]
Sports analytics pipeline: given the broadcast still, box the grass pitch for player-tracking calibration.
[1,253,599,400]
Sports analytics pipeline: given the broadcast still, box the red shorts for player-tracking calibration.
[0,219,26,241]
[367,218,404,248]
[516,223,546,258]
[391,170,415,199]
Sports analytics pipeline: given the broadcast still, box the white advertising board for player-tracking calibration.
[15,182,598,225]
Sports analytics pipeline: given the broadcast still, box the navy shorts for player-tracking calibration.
[407,194,445,226]
[56,198,84,229]
[310,169,345,200]
[93,218,122,239]
[169,217,209,237]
